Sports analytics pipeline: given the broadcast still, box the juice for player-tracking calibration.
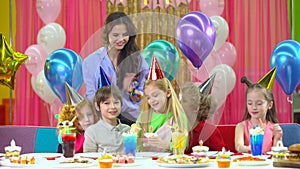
[122,133,137,156]
[62,133,76,158]
[172,131,187,156]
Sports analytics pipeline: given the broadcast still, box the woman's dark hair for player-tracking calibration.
[243,83,278,123]
[102,12,143,89]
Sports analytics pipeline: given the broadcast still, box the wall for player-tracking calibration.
[0,0,16,105]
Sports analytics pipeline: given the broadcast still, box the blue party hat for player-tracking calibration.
[99,66,111,88]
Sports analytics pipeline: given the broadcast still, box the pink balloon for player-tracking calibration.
[24,44,48,77]
[36,0,61,24]
[200,0,224,17]
[216,42,237,67]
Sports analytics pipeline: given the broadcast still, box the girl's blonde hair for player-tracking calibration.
[75,98,99,122]
[139,78,188,135]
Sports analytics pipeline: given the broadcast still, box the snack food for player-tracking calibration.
[4,139,21,158]
[9,156,35,164]
[157,155,209,164]
[233,156,265,162]
[271,140,288,160]
[111,154,135,164]
[288,143,300,161]
[192,140,209,157]
[216,148,231,168]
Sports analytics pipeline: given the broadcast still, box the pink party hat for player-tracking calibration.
[147,55,165,80]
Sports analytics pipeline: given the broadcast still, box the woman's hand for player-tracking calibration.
[272,124,283,146]
[123,73,136,93]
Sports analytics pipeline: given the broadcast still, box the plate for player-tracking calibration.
[75,153,102,160]
[53,158,98,168]
[0,159,35,168]
[113,163,141,167]
[23,153,62,160]
[136,152,171,159]
[237,159,271,166]
[157,163,210,168]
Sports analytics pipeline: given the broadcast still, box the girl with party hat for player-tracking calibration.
[180,74,226,153]
[235,67,283,154]
[136,55,188,152]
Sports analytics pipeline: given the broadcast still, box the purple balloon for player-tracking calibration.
[176,12,216,69]
[270,40,300,95]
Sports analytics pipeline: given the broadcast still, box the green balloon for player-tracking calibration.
[142,40,180,81]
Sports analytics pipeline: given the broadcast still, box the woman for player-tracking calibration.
[82,12,149,125]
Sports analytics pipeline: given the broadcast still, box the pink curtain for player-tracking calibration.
[14,0,106,126]
[190,0,292,124]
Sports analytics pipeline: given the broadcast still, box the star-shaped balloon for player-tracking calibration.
[0,34,28,89]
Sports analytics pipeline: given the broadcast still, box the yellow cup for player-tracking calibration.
[98,159,113,168]
[172,131,187,156]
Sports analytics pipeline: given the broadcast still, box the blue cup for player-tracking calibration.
[122,133,137,156]
[250,134,264,156]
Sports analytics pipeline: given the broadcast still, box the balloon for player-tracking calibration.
[37,23,66,54]
[31,70,57,104]
[142,40,180,81]
[270,40,300,95]
[200,0,225,17]
[216,42,237,67]
[24,44,48,77]
[210,64,236,108]
[176,11,216,69]
[210,16,229,50]
[0,34,28,89]
[44,48,83,103]
[36,0,61,24]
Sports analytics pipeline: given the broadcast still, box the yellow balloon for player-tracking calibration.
[0,34,28,89]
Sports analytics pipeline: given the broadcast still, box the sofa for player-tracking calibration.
[0,125,59,153]
[0,123,299,154]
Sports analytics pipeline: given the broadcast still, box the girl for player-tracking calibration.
[235,77,282,154]
[84,85,130,153]
[137,77,188,152]
[180,82,226,153]
[57,99,98,153]
[82,12,149,125]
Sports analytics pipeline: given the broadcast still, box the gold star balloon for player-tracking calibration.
[0,33,28,89]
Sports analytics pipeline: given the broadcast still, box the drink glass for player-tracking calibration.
[122,133,137,156]
[171,131,187,157]
[62,133,76,158]
[250,133,264,156]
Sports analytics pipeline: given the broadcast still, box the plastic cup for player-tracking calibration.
[99,159,113,168]
[250,134,264,156]
[62,133,76,158]
[171,131,187,157]
[122,133,137,156]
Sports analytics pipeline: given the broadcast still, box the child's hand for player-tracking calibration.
[272,124,282,140]
[147,135,169,150]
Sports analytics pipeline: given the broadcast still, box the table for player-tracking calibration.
[0,152,296,169]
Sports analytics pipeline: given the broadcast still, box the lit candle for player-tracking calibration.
[10,139,16,147]
[166,0,170,4]
[144,0,148,5]
[199,140,203,146]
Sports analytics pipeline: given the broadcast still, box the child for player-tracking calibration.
[57,98,98,153]
[235,68,282,154]
[180,81,226,153]
[137,56,188,152]
[84,85,130,153]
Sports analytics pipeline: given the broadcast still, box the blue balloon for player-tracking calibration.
[44,48,83,103]
[270,40,300,95]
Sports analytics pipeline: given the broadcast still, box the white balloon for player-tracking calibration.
[210,16,229,51]
[37,23,66,54]
[31,70,57,104]
[209,64,236,108]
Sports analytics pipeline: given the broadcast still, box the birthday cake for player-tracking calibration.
[192,140,209,157]
[4,139,22,158]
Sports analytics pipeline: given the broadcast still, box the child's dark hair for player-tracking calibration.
[93,85,123,107]
[243,83,279,123]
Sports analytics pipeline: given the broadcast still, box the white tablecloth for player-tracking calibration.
[0,152,296,169]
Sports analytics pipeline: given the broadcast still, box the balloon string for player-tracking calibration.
[287,96,293,104]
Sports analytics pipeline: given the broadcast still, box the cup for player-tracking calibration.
[122,133,137,156]
[171,131,187,157]
[98,159,113,168]
[62,133,76,158]
[250,133,264,156]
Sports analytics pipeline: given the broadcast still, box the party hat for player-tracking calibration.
[65,82,83,105]
[199,73,216,95]
[99,66,111,88]
[147,55,165,80]
[257,67,277,90]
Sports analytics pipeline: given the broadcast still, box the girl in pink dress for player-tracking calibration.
[235,71,282,154]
